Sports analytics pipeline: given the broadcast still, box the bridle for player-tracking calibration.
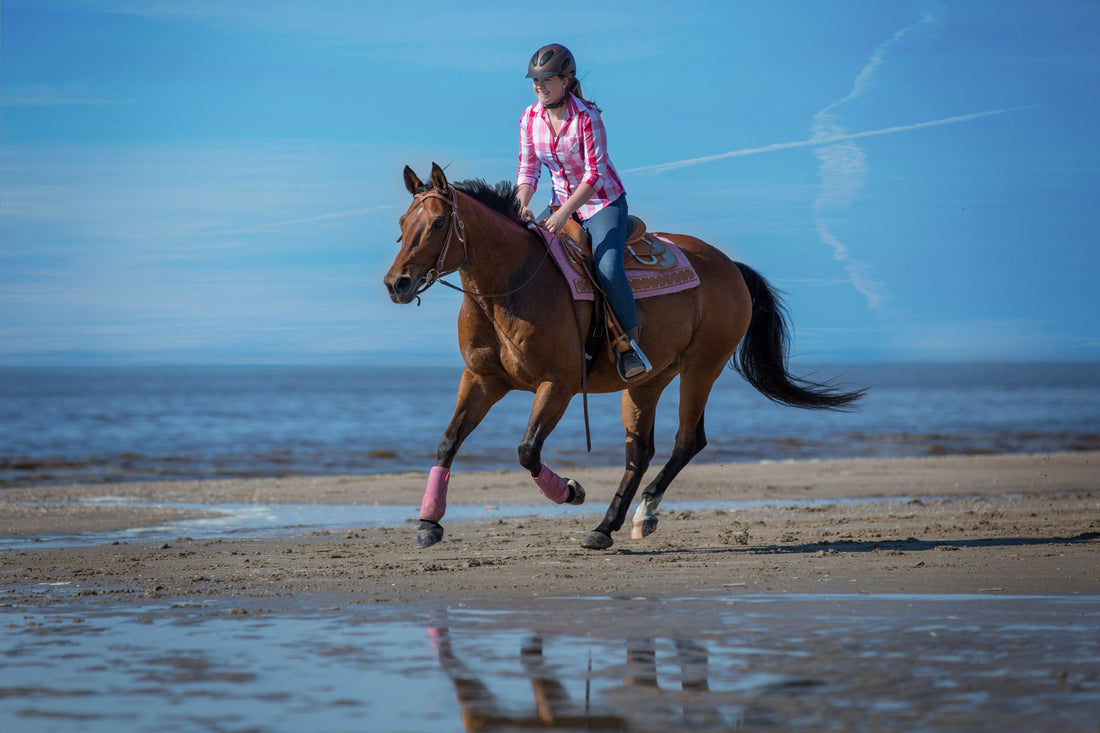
[403,186,551,303]
[406,186,469,299]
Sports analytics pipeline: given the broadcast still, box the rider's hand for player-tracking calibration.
[544,208,571,234]
[519,206,536,224]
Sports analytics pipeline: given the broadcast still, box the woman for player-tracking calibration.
[515,43,651,381]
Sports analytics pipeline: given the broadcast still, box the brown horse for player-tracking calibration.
[384,163,863,550]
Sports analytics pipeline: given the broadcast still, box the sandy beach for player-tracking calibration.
[2,452,1097,605]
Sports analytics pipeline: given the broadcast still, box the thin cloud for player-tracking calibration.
[222,205,396,234]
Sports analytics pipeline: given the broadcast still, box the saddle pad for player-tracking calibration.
[547,232,700,302]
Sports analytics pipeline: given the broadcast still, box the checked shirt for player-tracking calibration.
[516,94,626,221]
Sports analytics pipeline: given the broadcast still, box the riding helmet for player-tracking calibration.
[526,44,576,79]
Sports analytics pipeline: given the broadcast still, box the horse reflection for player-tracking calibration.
[428,623,729,731]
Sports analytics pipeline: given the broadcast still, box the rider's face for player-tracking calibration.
[532,75,568,106]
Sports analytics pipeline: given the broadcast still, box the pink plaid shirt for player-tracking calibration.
[516,94,626,221]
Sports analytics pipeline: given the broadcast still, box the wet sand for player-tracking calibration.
[2,452,1097,605]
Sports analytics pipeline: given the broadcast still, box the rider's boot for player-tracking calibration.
[618,327,652,380]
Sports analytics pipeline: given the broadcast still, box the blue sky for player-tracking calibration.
[2,0,1097,366]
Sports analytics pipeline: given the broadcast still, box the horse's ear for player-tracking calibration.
[403,166,422,195]
[430,162,449,192]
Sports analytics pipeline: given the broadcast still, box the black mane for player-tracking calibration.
[453,178,525,226]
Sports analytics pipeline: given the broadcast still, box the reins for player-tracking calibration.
[410,186,551,303]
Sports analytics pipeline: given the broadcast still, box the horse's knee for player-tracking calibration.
[595,259,618,286]
[436,434,458,464]
[517,440,541,475]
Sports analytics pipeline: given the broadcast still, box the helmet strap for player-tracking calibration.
[543,80,572,110]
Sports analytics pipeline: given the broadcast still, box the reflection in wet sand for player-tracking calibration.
[1,595,1097,732]
[431,625,626,730]
[430,616,762,731]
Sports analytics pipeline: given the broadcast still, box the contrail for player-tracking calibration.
[808,14,938,314]
[623,108,1015,175]
[225,204,395,234]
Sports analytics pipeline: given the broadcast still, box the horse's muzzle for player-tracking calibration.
[384,273,422,304]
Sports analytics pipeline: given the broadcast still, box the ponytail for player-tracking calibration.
[567,77,601,113]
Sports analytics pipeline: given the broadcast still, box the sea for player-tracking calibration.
[1,362,1098,488]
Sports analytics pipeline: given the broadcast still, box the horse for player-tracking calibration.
[384,163,864,550]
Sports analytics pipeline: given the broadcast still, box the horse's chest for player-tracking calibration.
[459,307,542,387]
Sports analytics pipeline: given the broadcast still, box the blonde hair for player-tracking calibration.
[566,76,601,112]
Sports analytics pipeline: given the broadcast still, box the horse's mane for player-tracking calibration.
[453,179,525,226]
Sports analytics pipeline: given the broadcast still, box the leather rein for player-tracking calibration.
[408,186,551,303]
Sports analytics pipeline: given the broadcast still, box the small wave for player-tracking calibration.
[2,429,1097,489]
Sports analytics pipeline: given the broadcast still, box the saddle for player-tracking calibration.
[557,215,679,277]
[623,217,678,270]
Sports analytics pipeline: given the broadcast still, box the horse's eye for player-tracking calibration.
[432,217,445,229]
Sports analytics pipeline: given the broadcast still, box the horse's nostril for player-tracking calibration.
[384,275,411,295]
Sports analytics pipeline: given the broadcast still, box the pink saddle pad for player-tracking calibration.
[547,233,700,301]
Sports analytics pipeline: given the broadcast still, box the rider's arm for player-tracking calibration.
[544,183,596,233]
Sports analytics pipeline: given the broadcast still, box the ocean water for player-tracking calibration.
[1,363,1098,487]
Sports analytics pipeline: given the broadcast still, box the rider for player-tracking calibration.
[515,43,651,381]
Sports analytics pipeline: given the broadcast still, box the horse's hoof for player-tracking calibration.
[631,517,658,540]
[416,520,444,548]
[566,479,585,505]
[580,530,614,550]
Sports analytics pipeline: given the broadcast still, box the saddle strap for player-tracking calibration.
[574,295,601,453]
[561,233,633,356]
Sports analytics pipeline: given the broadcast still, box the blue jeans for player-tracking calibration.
[540,195,636,332]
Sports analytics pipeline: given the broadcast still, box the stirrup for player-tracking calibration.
[617,341,652,381]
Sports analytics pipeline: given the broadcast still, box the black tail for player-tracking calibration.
[733,263,866,411]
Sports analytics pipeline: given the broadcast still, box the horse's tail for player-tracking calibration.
[732,262,866,411]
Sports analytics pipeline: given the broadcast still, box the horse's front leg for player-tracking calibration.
[581,376,672,550]
[417,369,510,548]
[517,381,586,507]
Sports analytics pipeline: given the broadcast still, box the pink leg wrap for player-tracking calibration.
[533,463,570,504]
[427,626,448,653]
[419,466,450,522]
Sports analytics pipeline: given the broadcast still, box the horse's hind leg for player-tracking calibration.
[581,375,673,550]
[631,366,720,540]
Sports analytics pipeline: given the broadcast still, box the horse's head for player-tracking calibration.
[384,163,466,304]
